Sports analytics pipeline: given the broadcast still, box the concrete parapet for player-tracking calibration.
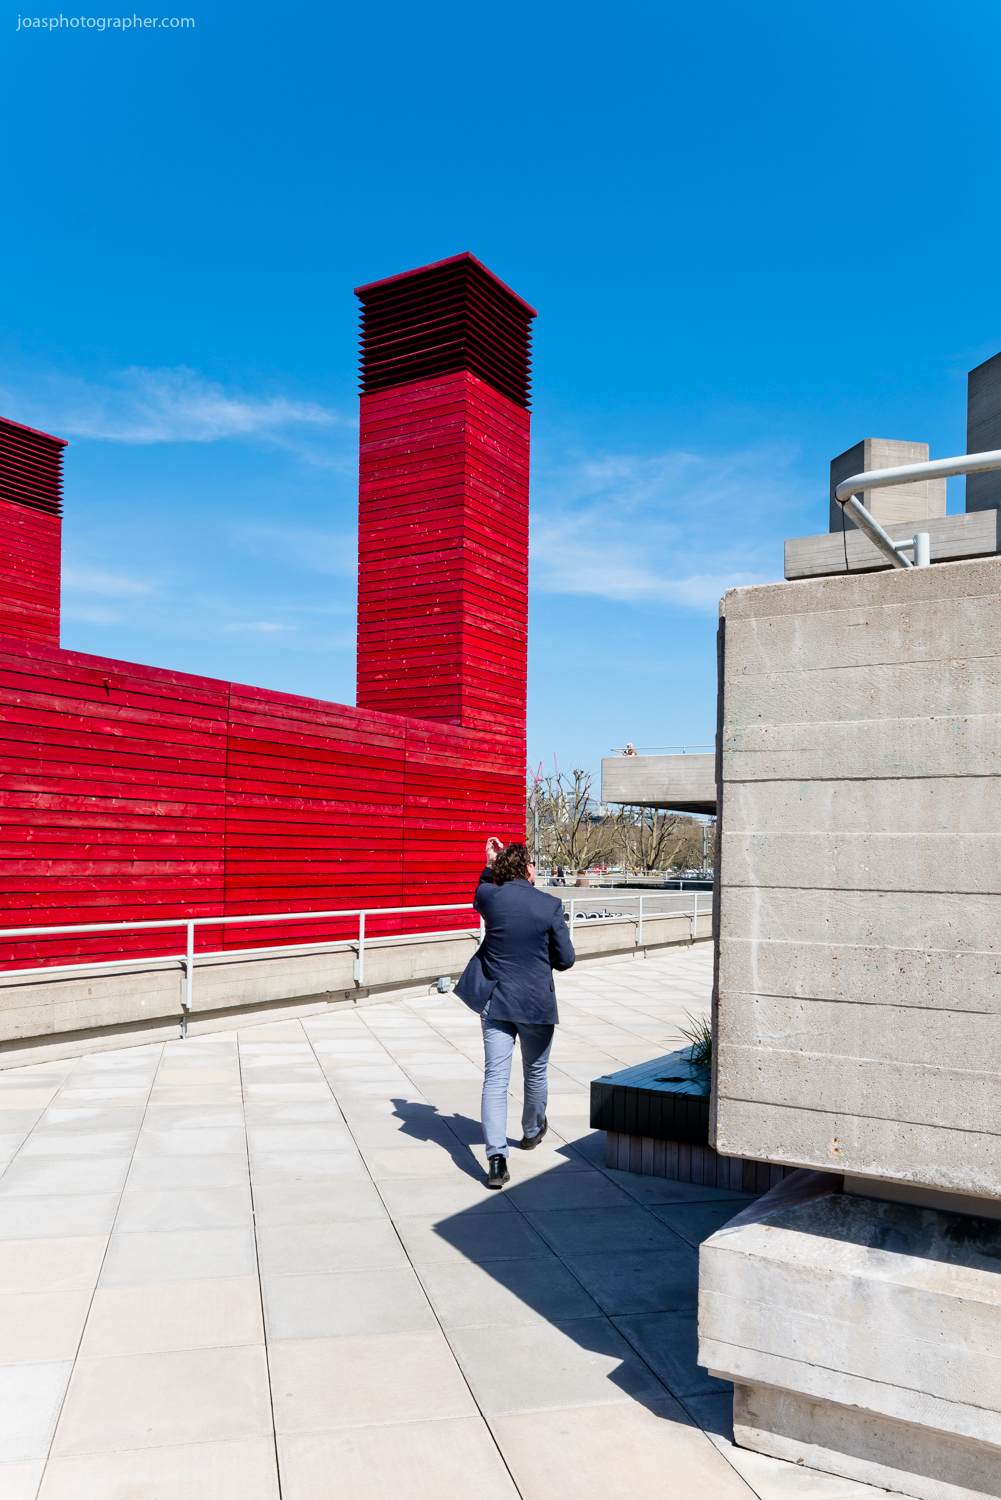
[699,1172,1001,1500]
[0,911,711,1066]
[785,508,999,580]
[601,752,716,812]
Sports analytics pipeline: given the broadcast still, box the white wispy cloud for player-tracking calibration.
[62,565,155,599]
[230,523,357,576]
[223,621,297,633]
[0,365,351,456]
[529,442,800,609]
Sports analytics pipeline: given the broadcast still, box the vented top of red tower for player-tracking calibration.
[355,252,536,409]
[0,417,66,517]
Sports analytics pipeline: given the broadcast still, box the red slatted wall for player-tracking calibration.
[0,416,65,646]
[356,371,529,736]
[0,253,533,976]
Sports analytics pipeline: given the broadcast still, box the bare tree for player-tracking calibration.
[528,767,618,877]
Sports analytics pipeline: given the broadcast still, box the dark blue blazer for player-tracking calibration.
[454,872,575,1025]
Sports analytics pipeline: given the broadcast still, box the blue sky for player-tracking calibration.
[5,0,1001,779]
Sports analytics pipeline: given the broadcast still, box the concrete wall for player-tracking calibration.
[601,753,716,813]
[828,439,946,533]
[713,555,1001,1199]
[967,351,1001,513]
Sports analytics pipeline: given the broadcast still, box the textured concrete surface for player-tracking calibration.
[601,752,716,813]
[0,945,886,1499]
[828,439,946,533]
[967,350,1001,513]
[785,509,999,580]
[714,556,1001,1196]
[700,1173,1001,1500]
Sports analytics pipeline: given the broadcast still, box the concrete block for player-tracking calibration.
[699,1174,1001,1499]
[788,510,999,580]
[601,754,716,813]
[967,351,1001,514]
[828,439,946,533]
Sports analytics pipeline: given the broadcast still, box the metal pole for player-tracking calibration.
[691,891,698,940]
[184,920,194,1010]
[354,912,365,986]
[637,894,643,948]
[913,531,931,568]
[568,899,574,946]
[533,791,539,868]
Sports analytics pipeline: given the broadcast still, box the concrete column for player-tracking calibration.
[829,437,946,533]
[966,350,1001,512]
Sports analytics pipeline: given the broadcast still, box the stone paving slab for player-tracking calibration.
[0,944,893,1498]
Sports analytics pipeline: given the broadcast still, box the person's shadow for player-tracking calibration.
[388,1097,485,1183]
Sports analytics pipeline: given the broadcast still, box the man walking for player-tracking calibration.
[455,838,576,1187]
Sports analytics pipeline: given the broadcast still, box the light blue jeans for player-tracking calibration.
[481,1015,554,1159]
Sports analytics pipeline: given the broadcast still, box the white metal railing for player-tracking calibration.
[0,903,481,1032]
[0,889,713,1036]
[834,448,1001,571]
[609,744,713,755]
[563,890,709,945]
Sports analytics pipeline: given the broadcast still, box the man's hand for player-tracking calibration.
[485,836,504,867]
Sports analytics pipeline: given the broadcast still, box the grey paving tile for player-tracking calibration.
[256,1218,406,1277]
[17,1131,139,1160]
[396,1210,552,1266]
[489,1398,759,1500]
[502,1169,634,1212]
[524,1204,690,1257]
[114,1184,254,1232]
[132,1126,247,1158]
[561,1244,699,1315]
[79,1277,264,1357]
[124,1153,250,1191]
[249,1151,368,1186]
[245,1125,353,1154]
[376,1173,514,1220]
[0,1361,72,1462]
[0,1236,107,1293]
[270,1330,475,1433]
[0,1459,45,1500]
[447,1317,668,1416]
[50,1346,273,1455]
[650,1199,750,1247]
[0,1195,120,1241]
[0,1157,132,1199]
[37,1437,280,1500]
[612,1309,731,1397]
[262,1266,436,1340]
[0,1290,93,1363]
[419,1254,602,1329]
[605,1171,757,1208]
[277,1417,519,1500]
[250,1179,388,1226]
[99,1226,257,1287]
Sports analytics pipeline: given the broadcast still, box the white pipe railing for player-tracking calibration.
[0,891,712,1036]
[0,902,479,1019]
[834,448,1001,571]
[563,891,708,946]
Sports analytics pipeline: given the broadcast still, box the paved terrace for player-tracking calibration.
[0,947,882,1500]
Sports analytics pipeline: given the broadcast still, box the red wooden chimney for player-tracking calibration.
[0,417,65,646]
[354,253,535,744]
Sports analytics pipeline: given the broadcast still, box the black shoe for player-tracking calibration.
[487,1155,510,1188]
[520,1118,548,1151]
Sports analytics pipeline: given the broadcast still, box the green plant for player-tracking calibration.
[677,1011,712,1069]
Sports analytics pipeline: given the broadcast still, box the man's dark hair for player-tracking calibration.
[493,843,532,884]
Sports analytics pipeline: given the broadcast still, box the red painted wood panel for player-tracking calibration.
[0,500,61,645]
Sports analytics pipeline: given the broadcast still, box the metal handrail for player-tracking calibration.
[610,744,713,755]
[0,901,479,1018]
[834,448,1001,571]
